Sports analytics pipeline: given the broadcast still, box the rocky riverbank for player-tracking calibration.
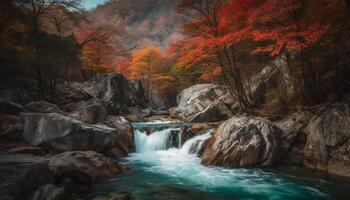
[1,72,349,200]
[0,73,144,200]
[169,83,350,177]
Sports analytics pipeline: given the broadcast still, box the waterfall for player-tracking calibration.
[180,131,212,154]
[134,126,212,155]
[134,128,181,153]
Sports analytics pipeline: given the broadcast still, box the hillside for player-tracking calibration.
[89,0,183,47]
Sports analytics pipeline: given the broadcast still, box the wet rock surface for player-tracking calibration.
[201,116,282,167]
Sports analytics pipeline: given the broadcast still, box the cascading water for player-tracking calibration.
[135,128,183,152]
[134,126,211,155]
[84,122,349,200]
[181,131,211,154]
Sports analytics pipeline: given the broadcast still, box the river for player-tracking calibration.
[82,121,350,200]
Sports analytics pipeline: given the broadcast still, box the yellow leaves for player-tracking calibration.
[129,46,164,79]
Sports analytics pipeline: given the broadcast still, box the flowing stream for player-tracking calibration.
[84,122,350,200]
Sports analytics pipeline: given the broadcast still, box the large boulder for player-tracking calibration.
[49,151,128,185]
[169,84,234,122]
[21,113,133,153]
[0,151,128,200]
[0,154,54,200]
[201,116,282,167]
[304,103,350,177]
[96,74,147,115]
[62,73,148,116]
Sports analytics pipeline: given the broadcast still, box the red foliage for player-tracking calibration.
[248,0,330,55]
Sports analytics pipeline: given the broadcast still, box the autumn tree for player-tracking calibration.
[129,46,164,100]
[248,0,334,104]
[172,0,261,112]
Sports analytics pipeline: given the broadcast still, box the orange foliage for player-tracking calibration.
[114,58,130,76]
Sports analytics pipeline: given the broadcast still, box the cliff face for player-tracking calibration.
[88,0,183,48]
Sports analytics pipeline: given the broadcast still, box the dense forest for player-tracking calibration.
[1,0,349,115]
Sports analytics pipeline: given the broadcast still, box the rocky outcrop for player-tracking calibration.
[0,154,54,200]
[201,116,282,167]
[249,65,281,105]
[304,103,350,177]
[169,84,234,122]
[101,116,134,159]
[49,151,128,185]
[0,151,128,200]
[63,73,148,116]
[274,111,312,164]
[25,101,63,114]
[169,62,291,123]
[21,113,133,154]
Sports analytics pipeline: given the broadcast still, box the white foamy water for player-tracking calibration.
[135,128,181,152]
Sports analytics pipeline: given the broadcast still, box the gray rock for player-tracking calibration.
[0,154,54,200]
[170,63,291,123]
[249,65,280,105]
[101,116,134,159]
[201,116,282,167]
[28,184,65,200]
[95,74,147,115]
[49,151,128,185]
[21,113,132,153]
[0,151,128,200]
[81,103,107,124]
[62,73,148,115]
[55,83,92,104]
[304,103,350,177]
[25,101,63,114]
[7,147,47,156]
[274,111,312,164]
[169,84,233,122]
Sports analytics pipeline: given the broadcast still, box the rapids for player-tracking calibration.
[83,122,350,200]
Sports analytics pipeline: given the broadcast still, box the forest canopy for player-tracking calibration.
[0,0,349,113]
